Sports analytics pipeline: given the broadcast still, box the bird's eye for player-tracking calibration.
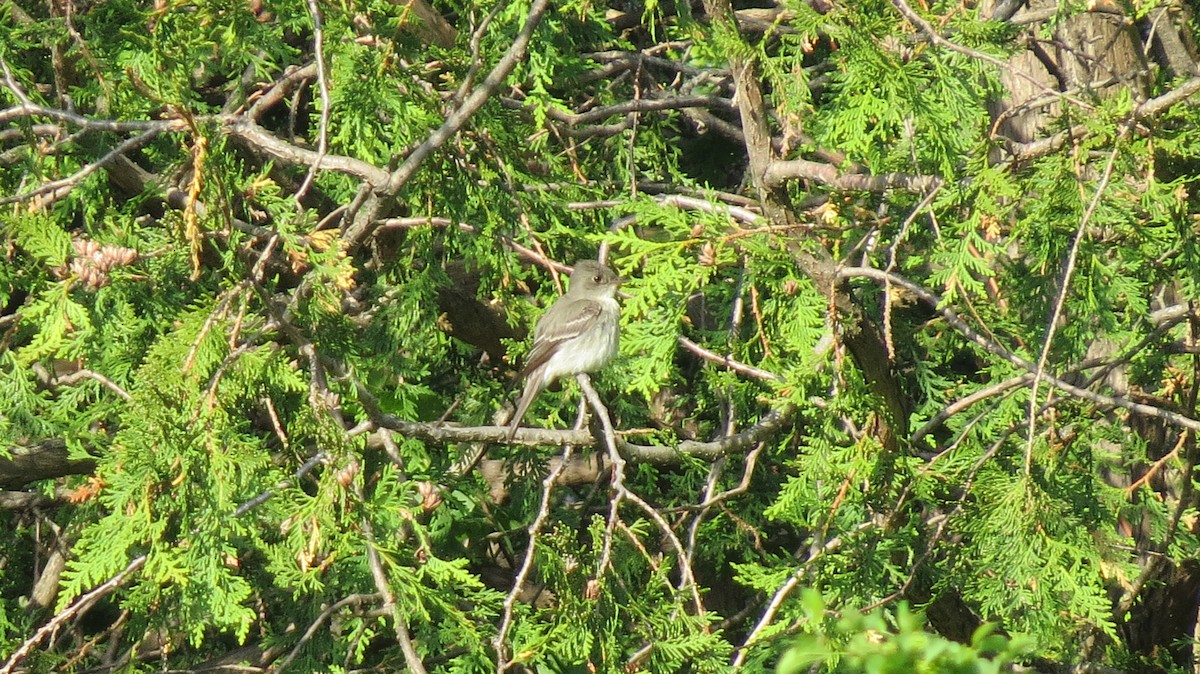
[592,275,602,283]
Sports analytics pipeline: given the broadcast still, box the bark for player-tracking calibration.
[0,440,95,490]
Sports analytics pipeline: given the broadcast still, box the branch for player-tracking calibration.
[494,438,577,673]
[269,594,382,674]
[0,489,71,509]
[577,374,705,615]
[0,103,181,133]
[1006,75,1200,162]
[294,0,332,202]
[247,62,319,119]
[1134,73,1200,119]
[356,483,427,674]
[394,0,457,49]
[763,158,942,193]
[0,555,147,674]
[36,365,133,402]
[0,129,166,207]
[732,522,876,666]
[0,440,96,490]
[223,116,390,184]
[372,404,796,466]
[911,373,1032,444]
[521,94,736,126]
[105,155,272,238]
[379,0,550,197]
[1023,138,1123,474]
[888,0,1092,112]
[678,336,782,382]
[839,266,1200,435]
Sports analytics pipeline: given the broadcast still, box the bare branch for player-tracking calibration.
[224,117,390,184]
[0,129,166,207]
[577,374,705,614]
[494,439,578,672]
[380,0,551,197]
[294,0,332,203]
[42,366,133,402]
[1006,75,1200,162]
[274,594,381,673]
[247,63,319,119]
[763,158,942,193]
[1023,137,1124,474]
[678,336,782,382]
[0,555,147,674]
[0,103,180,133]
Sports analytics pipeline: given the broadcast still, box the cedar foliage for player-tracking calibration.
[2,0,1200,672]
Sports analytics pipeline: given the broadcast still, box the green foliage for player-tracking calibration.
[777,591,1036,674]
[4,0,1200,672]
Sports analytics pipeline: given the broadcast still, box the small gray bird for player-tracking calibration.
[506,260,623,440]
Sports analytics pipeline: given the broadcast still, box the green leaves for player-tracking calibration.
[6,0,1200,671]
[777,591,1036,674]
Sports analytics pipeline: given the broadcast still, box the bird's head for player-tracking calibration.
[569,260,623,298]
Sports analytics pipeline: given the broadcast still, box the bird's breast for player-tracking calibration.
[542,307,619,380]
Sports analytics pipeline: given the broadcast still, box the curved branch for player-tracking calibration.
[247,62,319,119]
[0,555,147,674]
[0,129,166,207]
[1007,75,1200,162]
[223,117,391,184]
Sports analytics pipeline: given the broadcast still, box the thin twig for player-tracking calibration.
[274,594,380,673]
[49,368,133,402]
[911,374,1032,444]
[577,375,704,614]
[888,0,1091,112]
[732,523,874,667]
[494,441,577,672]
[882,184,941,360]
[677,336,782,382]
[1023,139,1123,475]
[234,451,327,517]
[452,4,505,108]
[357,480,427,674]
[247,62,319,119]
[294,0,331,203]
[691,443,764,510]
[0,129,166,207]
[1125,431,1189,496]
[377,0,551,198]
[0,555,147,674]
[0,102,179,133]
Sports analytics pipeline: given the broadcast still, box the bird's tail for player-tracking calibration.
[506,378,543,441]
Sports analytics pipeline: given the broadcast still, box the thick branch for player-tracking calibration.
[763,158,942,193]
[0,440,96,490]
[223,117,391,184]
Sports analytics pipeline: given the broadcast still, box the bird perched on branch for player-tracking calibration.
[506,260,624,441]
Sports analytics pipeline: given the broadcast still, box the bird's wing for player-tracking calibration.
[520,299,602,377]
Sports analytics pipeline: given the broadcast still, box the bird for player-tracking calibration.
[506,260,624,441]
